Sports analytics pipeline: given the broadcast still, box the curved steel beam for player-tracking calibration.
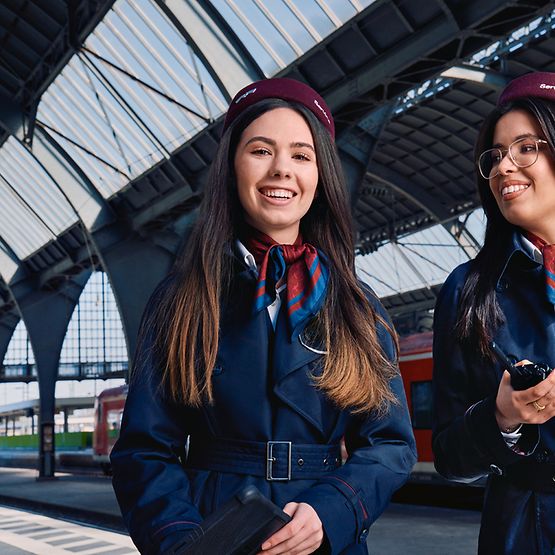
[154,0,265,101]
[366,163,451,222]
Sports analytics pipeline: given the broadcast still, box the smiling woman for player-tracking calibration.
[110,77,416,555]
[432,72,555,554]
[234,107,319,244]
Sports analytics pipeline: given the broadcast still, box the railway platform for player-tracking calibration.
[0,467,480,554]
[0,505,136,555]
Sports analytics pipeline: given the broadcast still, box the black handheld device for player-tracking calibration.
[164,486,291,555]
[490,341,552,391]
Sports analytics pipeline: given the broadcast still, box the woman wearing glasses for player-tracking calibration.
[433,72,555,554]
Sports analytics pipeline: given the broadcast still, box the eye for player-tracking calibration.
[489,150,502,163]
[518,142,536,154]
[251,147,271,156]
[293,152,312,161]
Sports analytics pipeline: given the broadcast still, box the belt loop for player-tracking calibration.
[266,441,292,481]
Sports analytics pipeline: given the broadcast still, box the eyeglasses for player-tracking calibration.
[477,137,548,179]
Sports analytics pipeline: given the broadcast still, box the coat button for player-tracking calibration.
[297,458,304,466]
[551,475,555,483]
[359,528,368,542]
[489,464,503,476]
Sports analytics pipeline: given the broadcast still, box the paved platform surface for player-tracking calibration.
[0,505,137,554]
[0,467,481,553]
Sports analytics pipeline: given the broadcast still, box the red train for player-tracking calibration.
[92,384,128,474]
[93,333,435,473]
[398,332,434,475]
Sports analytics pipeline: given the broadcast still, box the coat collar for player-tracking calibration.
[495,228,542,287]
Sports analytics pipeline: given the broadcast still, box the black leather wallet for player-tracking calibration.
[163,486,291,555]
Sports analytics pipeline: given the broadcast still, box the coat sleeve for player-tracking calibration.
[432,265,539,483]
[293,290,417,554]
[110,280,203,555]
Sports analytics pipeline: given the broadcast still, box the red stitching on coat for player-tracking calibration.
[328,476,368,520]
[153,520,202,536]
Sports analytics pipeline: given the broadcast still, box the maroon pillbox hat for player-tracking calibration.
[223,78,335,139]
[498,71,555,106]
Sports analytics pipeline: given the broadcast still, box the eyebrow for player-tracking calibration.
[244,136,315,152]
[492,133,542,148]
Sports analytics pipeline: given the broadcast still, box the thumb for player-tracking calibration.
[282,502,299,518]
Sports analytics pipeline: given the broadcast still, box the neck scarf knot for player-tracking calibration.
[524,231,555,305]
[244,229,329,339]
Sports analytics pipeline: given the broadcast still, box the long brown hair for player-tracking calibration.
[143,98,398,414]
[455,97,555,356]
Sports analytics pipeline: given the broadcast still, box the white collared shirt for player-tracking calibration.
[520,233,543,264]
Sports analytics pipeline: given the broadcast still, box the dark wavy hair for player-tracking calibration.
[455,97,555,355]
[140,98,398,414]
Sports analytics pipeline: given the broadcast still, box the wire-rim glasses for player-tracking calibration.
[477,137,548,179]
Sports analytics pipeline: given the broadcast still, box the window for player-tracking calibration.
[411,380,433,429]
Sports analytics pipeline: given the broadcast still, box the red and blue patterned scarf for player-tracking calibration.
[524,231,555,305]
[244,228,329,338]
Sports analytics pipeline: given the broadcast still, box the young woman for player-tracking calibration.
[110,78,416,555]
[433,72,555,554]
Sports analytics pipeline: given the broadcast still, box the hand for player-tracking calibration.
[495,361,555,431]
[257,502,324,555]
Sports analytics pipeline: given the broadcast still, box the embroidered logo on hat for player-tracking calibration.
[540,83,555,90]
[313,99,331,125]
[235,87,257,104]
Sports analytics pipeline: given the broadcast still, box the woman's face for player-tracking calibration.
[234,107,319,244]
[489,108,555,242]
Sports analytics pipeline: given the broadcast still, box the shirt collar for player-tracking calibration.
[234,239,257,271]
[519,233,544,264]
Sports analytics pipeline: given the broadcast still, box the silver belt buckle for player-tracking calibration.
[266,441,292,481]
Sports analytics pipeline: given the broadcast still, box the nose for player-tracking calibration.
[269,152,291,178]
[497,150,517,175]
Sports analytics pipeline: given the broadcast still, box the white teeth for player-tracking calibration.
[260,189,294,199]
[501,184,529,196]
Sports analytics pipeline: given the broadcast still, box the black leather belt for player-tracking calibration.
[186,438,342,481]
[505,460,555,493]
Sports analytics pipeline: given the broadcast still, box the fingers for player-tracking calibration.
[519,369,555,402]
[517,371,555,424]
[496,368,555,427]
[259,503,323,555]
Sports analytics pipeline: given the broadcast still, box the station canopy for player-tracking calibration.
[1,0,554,331]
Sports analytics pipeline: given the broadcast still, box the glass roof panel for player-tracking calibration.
[0,242,20,282]
[356,209,485,298]
[0,137,77,259]
[36,0,228,198]
[210,0,376,76]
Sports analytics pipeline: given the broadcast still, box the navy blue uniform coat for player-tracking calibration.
[433,230,555,554]
[111,259,416,554]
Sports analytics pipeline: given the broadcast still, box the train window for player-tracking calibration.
[411,381,433,429]
[107,410,121,438]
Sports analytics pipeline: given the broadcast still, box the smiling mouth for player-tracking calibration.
[501,183,529,197]
[259,188,296,199]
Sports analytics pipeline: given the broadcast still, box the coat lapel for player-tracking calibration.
[272,305,321,383]
[272,307,327,435]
